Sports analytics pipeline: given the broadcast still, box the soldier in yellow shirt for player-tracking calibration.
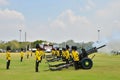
[6,46,11,69]
[62,48,66,61]
[56,48,60,59]
[35,44,43,72]
[26,45,30,59]
[26,50,29,59]
[30,50,33,57]
[65,45,70,64]
[20,48,24,62]
[40,48,45,62]
[71,46,80,70]
[51,48,55,58]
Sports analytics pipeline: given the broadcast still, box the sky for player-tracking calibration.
[0,0,120,43]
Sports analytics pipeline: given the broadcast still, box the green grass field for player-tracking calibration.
[0,53,120,80]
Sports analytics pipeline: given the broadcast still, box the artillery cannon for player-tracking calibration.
[47,44,106,71]
[79,44,106,69]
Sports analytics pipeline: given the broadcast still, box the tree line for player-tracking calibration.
[0,39,93,52]
[0,40,47,52]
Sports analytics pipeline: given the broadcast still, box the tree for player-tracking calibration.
[32,40,47,48]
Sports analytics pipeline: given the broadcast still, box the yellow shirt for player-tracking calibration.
[40,50,45,57]
[62,51,66,57]
[65,50,70,59]
[6,51,11,60]
[56,50,60,56]
[20,51,24,57]
[26,51,30,55]
[35,50,43,61]
[52,50,55,55]
[72,50,79,61]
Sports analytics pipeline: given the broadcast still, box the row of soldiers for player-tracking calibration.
[20,48,33,62]
[34,44,81,71]
[5,46,34,70]
[5,45,45,72]
[51,45,80,70]
[51,45,71,64]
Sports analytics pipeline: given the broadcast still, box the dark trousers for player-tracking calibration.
[20,57,23,62]
[74,61,79,70]
[62,57,66,61]
[65,59,69,64]
[6,60,10,69]
[35,60,40,72]
[57,56,61,61]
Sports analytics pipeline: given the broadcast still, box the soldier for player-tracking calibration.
[6,46,11,69]
[35,44,43,72]
[51,48,55,58]
[26,50,29,59]
[62,48,66,61]
[71,46,80,70]
[56,48,60,60]
[65,45,70,64]
[81,48,88,59]
[20,48,24,62]
[30,50,33,57]
[40,47,45,62]
[26,45,30,59]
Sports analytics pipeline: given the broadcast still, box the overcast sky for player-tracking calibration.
[0,0,120,43]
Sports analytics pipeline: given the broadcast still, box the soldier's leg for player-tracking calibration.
[6,60,9,69]
[20,57,22,62]
[6,60,10,69]
[66,59,69,64]
[74,61,79,70]
[35,60,39,72]
[8,60,10,69]
[76,61,79,69]
[27,55,29,59]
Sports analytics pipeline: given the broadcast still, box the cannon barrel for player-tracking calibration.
[86,47,97,55]
[96,44,106,49]
[84,44,106,55]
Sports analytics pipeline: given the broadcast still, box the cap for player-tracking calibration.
[66,45,69,49]
[6,46,11,51]
[36,44,40,49]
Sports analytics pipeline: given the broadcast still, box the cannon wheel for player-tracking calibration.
[81,58,93,69]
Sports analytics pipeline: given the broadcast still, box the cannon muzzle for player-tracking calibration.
[96,44,106,49]
[87,44,106,55]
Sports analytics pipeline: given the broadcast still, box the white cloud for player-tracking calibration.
[50,9,91,29]
[0,0,9,6]
[0,9,25,41]
[48,1,120,43]
[0,9,24,20]
[47,9,97,42]
[26,9,97,43]
[50,20,65,29]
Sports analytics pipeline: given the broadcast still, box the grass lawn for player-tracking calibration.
[0,53,120,80]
